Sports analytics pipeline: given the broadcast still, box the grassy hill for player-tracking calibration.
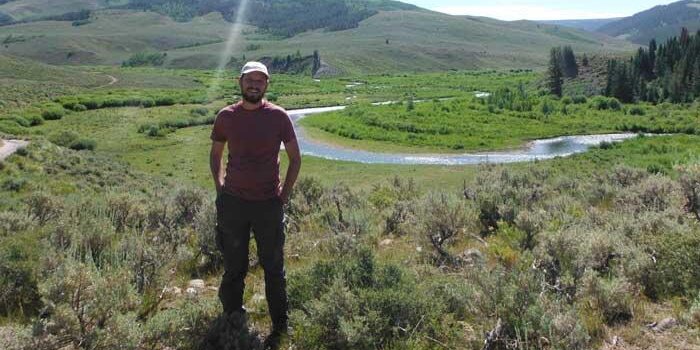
[538,18,621,32]
[0,0,127,22]
[597,0,700,44]
[0,7,637,74]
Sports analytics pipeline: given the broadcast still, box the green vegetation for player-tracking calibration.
[1,47,700,348]
[300,88,700,152]
[1,137,699,349]
[0,6,635,71]
[606,28,700,103]
[122,51,167,67]
[126,0,418,35]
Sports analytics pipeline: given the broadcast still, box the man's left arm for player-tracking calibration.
[280,138,301,204]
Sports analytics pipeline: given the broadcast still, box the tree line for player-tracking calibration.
[605,28,700,103]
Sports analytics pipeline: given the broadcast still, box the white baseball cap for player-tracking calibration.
[240,61,269,78]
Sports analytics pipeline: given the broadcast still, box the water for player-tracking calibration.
[287,106,639,165]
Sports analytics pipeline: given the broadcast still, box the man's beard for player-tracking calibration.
[241,90,264,104]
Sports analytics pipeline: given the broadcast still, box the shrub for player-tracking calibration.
[190,107,209,116]
[37,257,140,349]
[628,106,646,116]
[155,96,176,106]
[25,192,62,224]
[577,272,636,325]
[2,177,27,192]
[173,187,206,226]
[140,98,155,108]
[421,193,472,265]
[70,139,96,151]
[106,193,148,233]
[591,96,621,111]
[41,108,65,120]
[122,51,167,67]
[641,227,700,298]
[193,199,223,271]
[143,298,222,349]
[0,211,33,236]
[82,99,101,109]
[0,240,42,318]
[571,95,587,104]
[26,114,44,126]
[11,116,30,127]
[615,175,682,214]
[677,164,700,221]
[289,248,441,349]
[49,130,80,147]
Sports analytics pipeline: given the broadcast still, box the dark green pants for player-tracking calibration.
[215,192,288,329]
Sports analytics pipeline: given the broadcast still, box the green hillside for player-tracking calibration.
[0,7,637,74]
[0,0,127,22]
[597,0,700,44]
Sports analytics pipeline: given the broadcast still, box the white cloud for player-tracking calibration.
[432,5,627,20]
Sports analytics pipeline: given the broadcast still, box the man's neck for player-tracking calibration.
[240,99,265,110]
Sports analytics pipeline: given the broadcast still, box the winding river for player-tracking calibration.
[286,105,639,165]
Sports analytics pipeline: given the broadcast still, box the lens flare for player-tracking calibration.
[207,0,250,101]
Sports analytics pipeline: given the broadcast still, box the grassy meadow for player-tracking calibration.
[1,54,700,350]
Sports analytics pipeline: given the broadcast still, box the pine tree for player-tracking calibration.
[680,27,690,47]
[582,54,589,67]
[692,59,700,97]
[605,60,617,97]
[649,39,657,72]
[561,46,579,78]
[548,47,563,97]
[312,50,321,75]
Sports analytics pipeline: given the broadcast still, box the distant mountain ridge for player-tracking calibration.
[538,18,621,32]
[0,1,637,73]
[596,0,700,44]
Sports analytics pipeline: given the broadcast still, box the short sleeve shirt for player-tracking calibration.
[211,101,297,200]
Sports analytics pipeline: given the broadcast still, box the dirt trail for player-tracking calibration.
[96,74,119,88]
[0,139,29,161]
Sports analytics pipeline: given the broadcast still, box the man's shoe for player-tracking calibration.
[263,327,288,350]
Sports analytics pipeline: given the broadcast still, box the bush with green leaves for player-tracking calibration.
[289,247,450,349]
[0,237,42,319]
[41,107,65,121]
[420,193,474,265]
[122,51,167,67]
[678,163,700,221]
[35,255,139,349]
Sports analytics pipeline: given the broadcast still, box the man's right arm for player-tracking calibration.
[210,141,226,194]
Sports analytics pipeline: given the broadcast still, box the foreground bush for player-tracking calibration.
[289,247,453,349]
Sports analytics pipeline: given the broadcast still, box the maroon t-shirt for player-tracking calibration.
[210,101,296,200]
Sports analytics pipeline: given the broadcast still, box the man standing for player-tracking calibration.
[210,61,301,347]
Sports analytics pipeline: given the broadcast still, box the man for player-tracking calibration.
[209,61,301,347]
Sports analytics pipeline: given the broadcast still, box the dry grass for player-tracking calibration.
[601,302,700,350]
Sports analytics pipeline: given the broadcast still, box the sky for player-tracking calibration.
[400,0,681,21]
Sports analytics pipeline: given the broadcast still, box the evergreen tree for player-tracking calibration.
[548,47,563,97]
[582,54,589,67]
[312,50,321,75]
[649,39,657,71]
[605,60,617,97]
[561,46,579,78]
[692,59,700,98]
[680,27,690,47]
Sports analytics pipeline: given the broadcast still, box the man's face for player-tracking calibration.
[239,71,269,104]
